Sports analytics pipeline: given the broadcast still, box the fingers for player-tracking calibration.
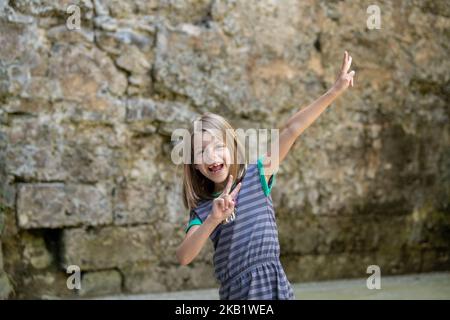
[229,182,242,200]
[217,198,225,211]
[222,175,233,195]
[340,51,347,72]
[224,195,232,210]
[218,194,234,213]
[344,53,352,74]
[348,70,355,87]
[347,55,352,73]
[341,51,353,75]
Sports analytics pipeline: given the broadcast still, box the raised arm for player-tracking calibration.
[263,51,355,179]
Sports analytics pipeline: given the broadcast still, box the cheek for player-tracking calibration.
[194,155,203,165]
[224,149,232,165]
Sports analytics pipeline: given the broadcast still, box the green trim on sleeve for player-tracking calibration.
[185,217,202,233]
[257,155,276,197]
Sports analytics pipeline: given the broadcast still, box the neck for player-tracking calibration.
[214,181,226,193]
[214,179,238,195]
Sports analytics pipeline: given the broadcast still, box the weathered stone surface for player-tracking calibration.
[11,0,94,17]
[282,253,377,283]
[113,181,158,225]
[61,225,158,270]
[116,46,152,74]
[93,0,210,24]
[18,270,75,299]
[113,178,186,227]
[79,270,122,297]
[278,215,407,256]
[154,1,319,118]
[54,99,126,126]
[47,43,127,105]
[5,116,66,181]
[125,98,199,135]
[17,183,112,229]
[0,241,3,270]
[0,0,448,299]
[21,232,53,269]
[121,262,167,293]
[0,240,7,299]
[0,16,40,99]
[62,124,121,183]
[0,271,12,299]
[94,20,155,55]
[3,111,124,184]
[121,260,217,294]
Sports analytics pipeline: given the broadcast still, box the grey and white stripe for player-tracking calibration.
[193,163,295,300]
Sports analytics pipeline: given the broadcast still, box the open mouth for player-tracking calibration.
[208,163,224,174]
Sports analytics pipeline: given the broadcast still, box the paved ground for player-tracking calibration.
[97,272,450,300]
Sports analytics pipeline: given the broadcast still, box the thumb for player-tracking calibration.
[216,198,224,210]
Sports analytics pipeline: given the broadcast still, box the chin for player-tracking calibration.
[212,173,228,183]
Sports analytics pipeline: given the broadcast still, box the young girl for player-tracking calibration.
[176,51,355,299]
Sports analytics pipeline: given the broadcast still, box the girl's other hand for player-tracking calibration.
[210,175,242,225]
[332,51,355,94]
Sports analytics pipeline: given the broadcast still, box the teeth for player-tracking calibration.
[208,163,223,172]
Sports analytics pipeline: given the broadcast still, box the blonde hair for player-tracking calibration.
[183,112,246,210]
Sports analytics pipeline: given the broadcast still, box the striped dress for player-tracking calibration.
[187,158,295,300]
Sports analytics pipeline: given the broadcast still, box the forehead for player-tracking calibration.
[193,130,223,148]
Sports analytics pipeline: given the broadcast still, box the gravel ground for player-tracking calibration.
[94,272,450,300]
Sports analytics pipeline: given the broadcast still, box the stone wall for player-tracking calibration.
[0,0,449,298]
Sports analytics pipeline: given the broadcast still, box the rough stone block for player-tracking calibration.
[125,98,198,134]
[62,225,157,270]
[0,241,3,270]
[17,183,112,229]
[6,118,66,181]
[121,262,167,294]
[17,270,76,299]
[121,261,217,294]
[116,46,152,74]
[79,270,122,297]
[0,271,12,299]
[62,124,121,183]
[1,0,450,300]
[22,233,53,269]
[113,182,157,225]
[47,43,127,104]
[282,253,377,283]
[113,170,186,226]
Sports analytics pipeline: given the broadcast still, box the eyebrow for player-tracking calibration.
[195,140,224,152]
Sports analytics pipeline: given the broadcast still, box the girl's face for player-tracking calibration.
[194,131,232,184]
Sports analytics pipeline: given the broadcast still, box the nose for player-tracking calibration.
[203,146,220,165]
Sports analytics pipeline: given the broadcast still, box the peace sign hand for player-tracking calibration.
[333,51,355,94]
[210,175,242,225]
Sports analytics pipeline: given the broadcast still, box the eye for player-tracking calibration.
[194,148,204,155]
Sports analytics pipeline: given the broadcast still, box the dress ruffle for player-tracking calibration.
[219,259,295,300]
